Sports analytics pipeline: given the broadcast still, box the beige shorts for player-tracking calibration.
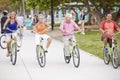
[35,33,50,45]
[6,32,17,42]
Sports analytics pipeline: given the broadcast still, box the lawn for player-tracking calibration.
[75,31,120,59]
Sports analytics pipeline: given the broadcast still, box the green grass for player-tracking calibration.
[75,31,120,59]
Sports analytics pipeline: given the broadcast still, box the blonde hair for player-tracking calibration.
[10,11,16,19]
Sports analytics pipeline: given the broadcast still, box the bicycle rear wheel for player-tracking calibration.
[72,46,80,68]
[112,47,119,69]
[63,48,71,64]
[36,45,46,67]
[0,34,7,49]
[103,48,110,65]
[10,43,17,65]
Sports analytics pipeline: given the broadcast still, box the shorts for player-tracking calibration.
[6,32,17,42]
[62,35,76,47]
[35,33,50,45]
[101,36,112,48]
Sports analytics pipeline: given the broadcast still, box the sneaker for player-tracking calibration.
[104,47,108,53]
[6,53,10,57]
[81,32,85,35]
[65,56,70,60]
[44,48,48,53]
[44,50,48,53]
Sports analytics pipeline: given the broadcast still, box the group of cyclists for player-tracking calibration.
[0,10,120,67]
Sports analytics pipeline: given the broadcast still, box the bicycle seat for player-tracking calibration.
[39,37,44,40]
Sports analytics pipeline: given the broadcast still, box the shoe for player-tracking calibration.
[17,49,20,52]
[6,53,10,57]
[44,48,48,53]
[104,47,108,53]
[65,56,70,60]
[80,32,85,35]
[44,50,48,53]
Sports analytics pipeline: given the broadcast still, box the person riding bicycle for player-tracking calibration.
[1,10,8,34]
[3,11,22,57]
[32,14,52,53]
[59,14,80,59]
[100,13,120,52]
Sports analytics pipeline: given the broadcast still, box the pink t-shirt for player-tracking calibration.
[59,20,78,36]
[100,20,119,38]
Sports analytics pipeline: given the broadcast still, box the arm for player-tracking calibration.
[113,21,120,32]
[99,21,106,34]
[45,22,51,30]
[16,18,22,29]
[3,18,10,30]
[59,21,65,33]
[73,21,80,31]
[32,23,37,33]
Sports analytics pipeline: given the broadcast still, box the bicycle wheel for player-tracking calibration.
[103,48,110,65]
[11,43,17,65]
[63,48,71,64]
[36,45,46,67]
[72,46,80,68]
[112,47,119,69]
[16,34,22,48]
[0,34,7,49]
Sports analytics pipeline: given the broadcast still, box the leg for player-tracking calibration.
[81,20,85,34]
[6,34,11,57]
[63,36,70,56]
[46,37,52,49]
[103,37,108,48]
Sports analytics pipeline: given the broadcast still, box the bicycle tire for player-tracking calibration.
[63,48,71,64]
[103,48,110,65]
[36,45,46,67]
[11,43,17,65]
[0,34,7,49]
[72,46,80,68]
[112,47,119,69]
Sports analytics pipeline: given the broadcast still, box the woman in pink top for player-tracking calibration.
[59,14,80,59]
[100,13,120,49]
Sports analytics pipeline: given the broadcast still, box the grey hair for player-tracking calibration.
[38,14,44,18]
[65,13,72,19]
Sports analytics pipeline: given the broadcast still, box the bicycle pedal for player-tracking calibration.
[17,49,20,52]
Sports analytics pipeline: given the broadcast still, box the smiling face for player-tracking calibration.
[38,15,44,23]
[106,14,112,21]
[10,12,16,19]
[65,14,72,23]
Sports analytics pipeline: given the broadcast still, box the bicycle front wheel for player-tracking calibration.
[10,43,17,65]
[0,34,7,49]
[103,48,110,65]
[72,46,80,68]
[112,47,119,69]
[36,45,46,67]
[16,34,22,48]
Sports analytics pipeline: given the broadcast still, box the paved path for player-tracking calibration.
[0,30,120,80]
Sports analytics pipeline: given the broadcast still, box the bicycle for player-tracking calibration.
[0,29,22,49]
[103,32,120,69]
[9,34,17,65]
[0,33,7,49]
[63,37,80,68]
[36,37,46,67]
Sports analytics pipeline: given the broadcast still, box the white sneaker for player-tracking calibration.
[81,32,85,35]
